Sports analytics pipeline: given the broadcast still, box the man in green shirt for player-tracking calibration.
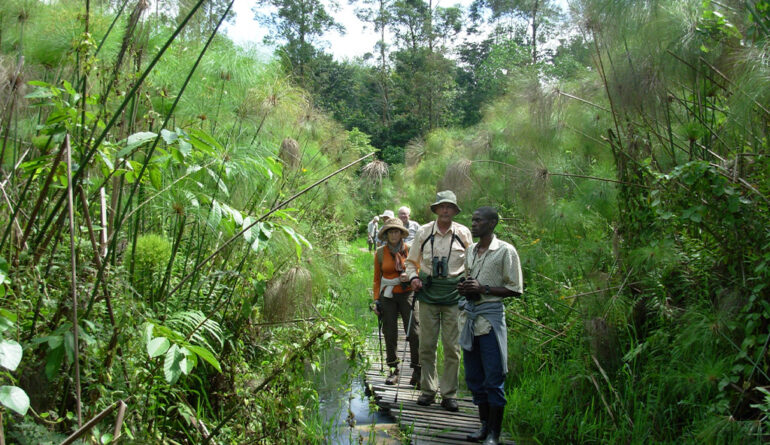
[406,190,473,412]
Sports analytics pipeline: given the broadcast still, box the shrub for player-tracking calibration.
[128,234,172,300]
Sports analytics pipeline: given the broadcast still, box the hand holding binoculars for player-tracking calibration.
[457,276,481,301]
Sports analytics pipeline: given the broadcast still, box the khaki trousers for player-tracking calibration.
[418,301,461,398]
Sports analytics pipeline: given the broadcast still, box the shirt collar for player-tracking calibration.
[474,235,500,254]
[433,220,456,235]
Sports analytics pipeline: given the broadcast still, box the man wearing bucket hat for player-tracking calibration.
[373,218,421,386]
[405,190,473,411]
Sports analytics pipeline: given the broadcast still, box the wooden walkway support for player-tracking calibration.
[363,319,513,444]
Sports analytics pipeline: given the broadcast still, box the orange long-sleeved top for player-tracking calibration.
[373,244,412,300]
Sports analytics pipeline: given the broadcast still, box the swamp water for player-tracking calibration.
[312,348,401,444]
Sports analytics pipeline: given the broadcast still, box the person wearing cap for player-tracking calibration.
[378,210,396,247]
[457,206,522,445]
[398,206,421,248]
[405,190,472,411]
[373,218,421,386]
[367,216,380,252]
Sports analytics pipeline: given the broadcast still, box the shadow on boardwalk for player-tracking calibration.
[363,319,515,444]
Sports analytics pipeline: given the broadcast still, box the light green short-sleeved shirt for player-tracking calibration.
[460,235,523,335]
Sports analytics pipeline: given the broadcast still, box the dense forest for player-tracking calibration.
[0,0,768,443]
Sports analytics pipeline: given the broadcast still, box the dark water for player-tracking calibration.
[313,349,400,444]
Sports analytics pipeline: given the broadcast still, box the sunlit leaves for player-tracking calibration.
[281,225,312,260]
[0,340,22,371]
[147,337,170,358]
[144,312,223,384]
[0,386,30,415]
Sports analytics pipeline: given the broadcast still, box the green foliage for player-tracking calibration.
[0,259,30,418]
[129,233,172,299]
[144,310,223,384]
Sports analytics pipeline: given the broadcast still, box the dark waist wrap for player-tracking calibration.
[416,271,462,305]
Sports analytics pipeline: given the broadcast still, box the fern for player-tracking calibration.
[146,310,224,384]
[167,310,223,352]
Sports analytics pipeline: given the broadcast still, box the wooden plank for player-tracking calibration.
[362,321,515,444]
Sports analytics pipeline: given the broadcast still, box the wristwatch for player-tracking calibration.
[484,285,491,295]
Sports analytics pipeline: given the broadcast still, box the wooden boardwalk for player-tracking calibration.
[363,319,513,444]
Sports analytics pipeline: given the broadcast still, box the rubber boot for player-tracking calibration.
[466,403,489,442]
[483,405,504,445]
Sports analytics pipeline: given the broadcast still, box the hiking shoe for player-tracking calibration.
[409,367,421,388]
[416,393,435,406]
[385,368,399,385]
[441,398,459,412]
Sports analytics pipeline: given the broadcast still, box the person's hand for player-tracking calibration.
[457,278,467,296]
[462,278,482,301]
[373,300,383,316]
[410,277,423,292]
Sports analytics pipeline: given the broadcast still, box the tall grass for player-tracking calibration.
[0,1,375,443]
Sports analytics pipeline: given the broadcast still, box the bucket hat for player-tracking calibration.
[379,209,395,221]
[377,218,409,241]
[430,190,461,214]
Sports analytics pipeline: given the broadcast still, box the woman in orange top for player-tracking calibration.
[373,218,421,386]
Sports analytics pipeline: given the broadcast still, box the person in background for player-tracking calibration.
[398,206,421,248]
[367,216,379,252]
[378,210,395,246]
[372,218,421,386]
[406,190,472,412]
[457,206,523,445]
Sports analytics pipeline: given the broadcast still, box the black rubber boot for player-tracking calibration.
[483,405,504,445]
[466,403,489,442]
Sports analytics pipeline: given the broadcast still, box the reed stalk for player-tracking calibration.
[64,135,82,426]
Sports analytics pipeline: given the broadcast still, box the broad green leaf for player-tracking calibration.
[0,385,30,415]
[178,139,192,157]
[0,255,8,283]
[251,236,264,253]
[281,226,312,260]
[0,309,15,323]
[189,128,222,153]
[164,344,183,384]
[98,150,114,172]
[64,330,74,364]
[0,339,22,371]
[258,222,273,241]
[179,347,194,375]
[0,316,12,334]
[149,167,162,190]
[126,132,158,149]
[186,345,222,372]
[147,337,170,358]
[242,217,254,242]
[144,324,155,346]
[24,88,54,99]
[45,346,64,379]
[208,200,222,229]
[28,80,53,87]
[161,129,178,144]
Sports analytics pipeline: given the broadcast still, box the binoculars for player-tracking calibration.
[432,256,448,278]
